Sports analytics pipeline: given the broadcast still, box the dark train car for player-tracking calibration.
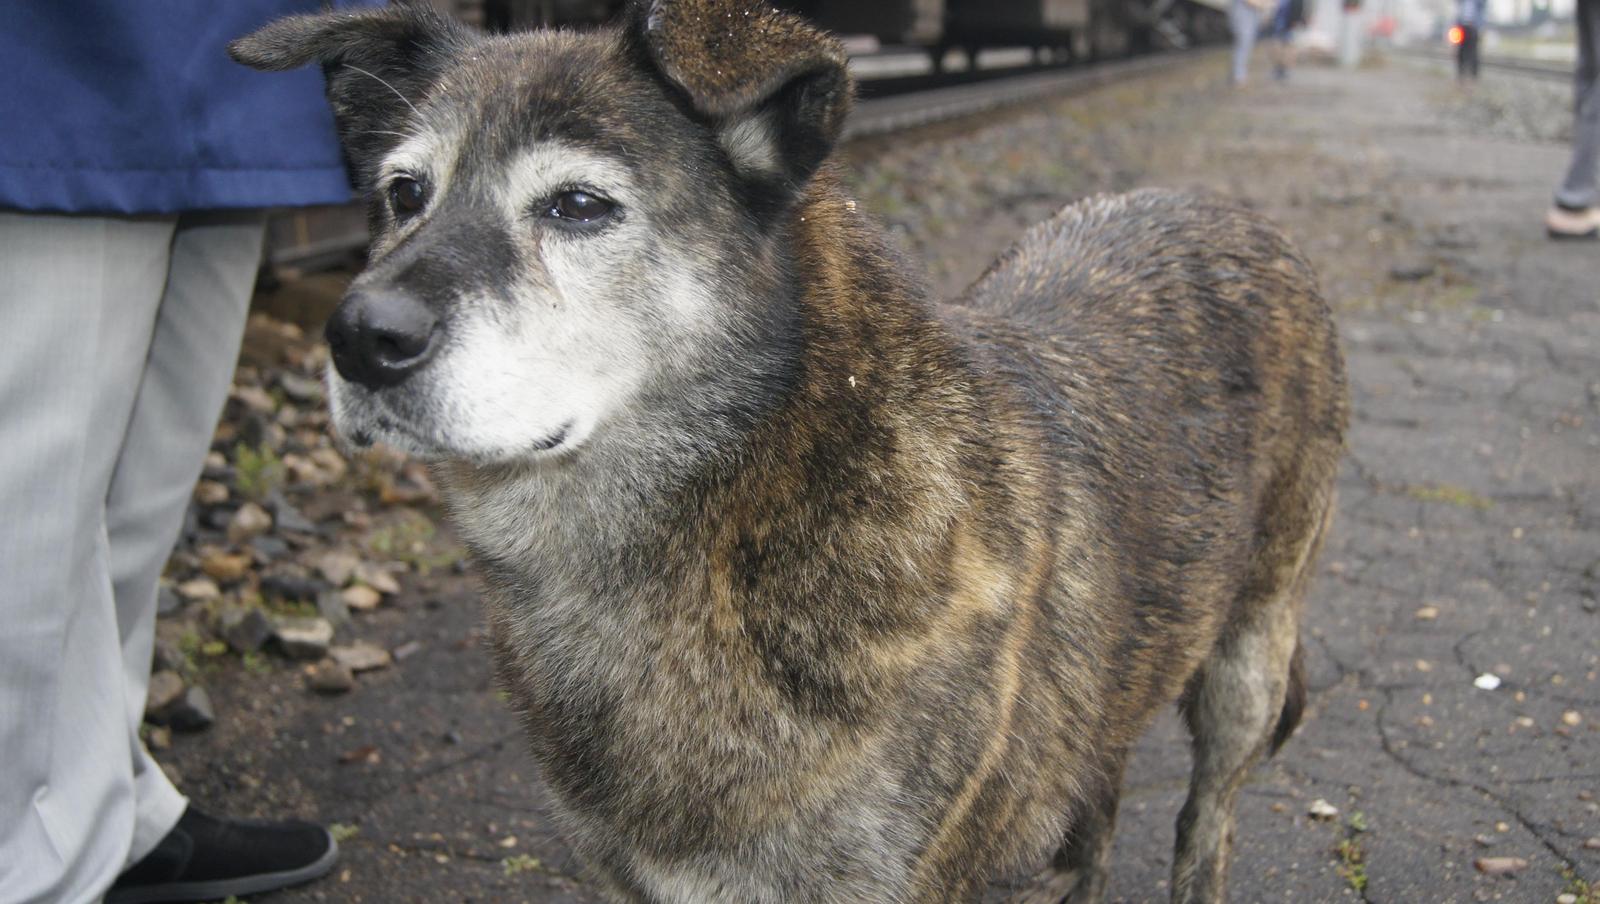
[940,0,1094,56]
[479,0,1229,55]
[779,0,944,45]
[938,0,1230,59]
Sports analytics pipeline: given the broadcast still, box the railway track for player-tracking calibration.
[264,47,1215,271]
[1390,45,1573,83]
[848,48,1211,137]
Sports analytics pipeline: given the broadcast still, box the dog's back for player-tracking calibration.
[954,189,1347,703]
[915,187,1347,899]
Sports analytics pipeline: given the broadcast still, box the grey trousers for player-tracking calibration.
[0,211,262,903]
[1556,0,1600,209]
[1231,0,1262,85]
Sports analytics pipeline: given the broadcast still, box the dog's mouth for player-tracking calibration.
[347,411,418,452]
[342,400,581,464]
[527,420,574,454]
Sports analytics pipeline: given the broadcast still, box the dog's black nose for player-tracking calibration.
[325,289,440,389]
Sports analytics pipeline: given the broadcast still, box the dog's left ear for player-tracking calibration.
[632,0,851,192]
[229,4,472,189]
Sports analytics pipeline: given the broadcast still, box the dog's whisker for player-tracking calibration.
[342,64,420,118]
[349,128,414,140]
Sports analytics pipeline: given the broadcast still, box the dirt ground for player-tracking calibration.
[155,51,1598,903]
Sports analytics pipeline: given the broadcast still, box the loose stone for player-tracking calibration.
[220,605,275,654]
[273,616,335,660]
[308,659,355,695]
[227,502,273,543]
[146,669,185,715]
[341,584,382,612]
[329,642,392,673]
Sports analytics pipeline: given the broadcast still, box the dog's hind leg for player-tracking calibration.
[1006,751,1128,904]
[1169,495,1331,904]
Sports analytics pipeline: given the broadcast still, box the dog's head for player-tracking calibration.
[231,0,850,464]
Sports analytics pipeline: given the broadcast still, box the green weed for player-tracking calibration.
[502,854,543,877]
[1562,868,1596,904]
[329,823,360,843]
[1405,483,1493,511]
[232,442,285,502]
[1336,836,1368,894]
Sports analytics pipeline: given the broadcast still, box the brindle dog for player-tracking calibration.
[232,2,1347,901]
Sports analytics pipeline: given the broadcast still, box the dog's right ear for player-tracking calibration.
[630,0,852,204]
[229,3,471,188]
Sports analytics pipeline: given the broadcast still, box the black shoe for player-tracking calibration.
[106,807,338,904]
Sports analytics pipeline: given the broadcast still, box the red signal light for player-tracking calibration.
[1448,25,1465,45]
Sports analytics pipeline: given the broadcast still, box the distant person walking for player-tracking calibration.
[1547,0,1600,238]
[1270,0,1307,81]
[1231,0,1276,86]
[1456,0,1485,82]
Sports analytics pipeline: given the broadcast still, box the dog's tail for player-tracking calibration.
[1268,640,1307,757]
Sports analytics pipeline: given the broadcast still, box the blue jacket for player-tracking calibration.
[0,1,380,215]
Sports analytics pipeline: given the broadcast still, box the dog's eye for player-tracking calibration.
[547,190,614,225]
[389,177,427,220]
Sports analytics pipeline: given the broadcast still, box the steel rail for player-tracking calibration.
[846,48,1216,138]
[1390,46,1573,83]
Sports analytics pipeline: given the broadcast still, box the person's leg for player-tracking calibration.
[0,212,177,904]
[1556,0,1600,210]
[1270,3,1291,79]
[102,210,341,904]
[1231,0,1260,85]
[105,210,265,865]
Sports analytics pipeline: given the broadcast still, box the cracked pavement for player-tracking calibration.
[158,54,1597,902]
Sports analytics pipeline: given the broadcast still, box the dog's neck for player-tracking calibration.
[439,172,975,600]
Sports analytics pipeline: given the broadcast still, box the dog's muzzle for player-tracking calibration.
[325,289,440,390]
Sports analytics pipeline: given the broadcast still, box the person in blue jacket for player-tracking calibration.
[0,2,376,901]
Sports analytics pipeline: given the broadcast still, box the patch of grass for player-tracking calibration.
[502,854,543,877]
[367,515,434,559]
[1336,836,1368,894]
[329,823,360,843]
[174,630,204,677]
[175,629,233,679]
[241,651,272,676]
[367,512,460,574]
[1429,283,1482,310]
[1404,483,1493,511]
[1332,811,1371,894]
[264,597,319,619]
[232,442,285,502]
[1562,868,1596,904]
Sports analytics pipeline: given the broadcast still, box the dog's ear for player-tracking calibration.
[229,3,471,188]
[631,0,851,194]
